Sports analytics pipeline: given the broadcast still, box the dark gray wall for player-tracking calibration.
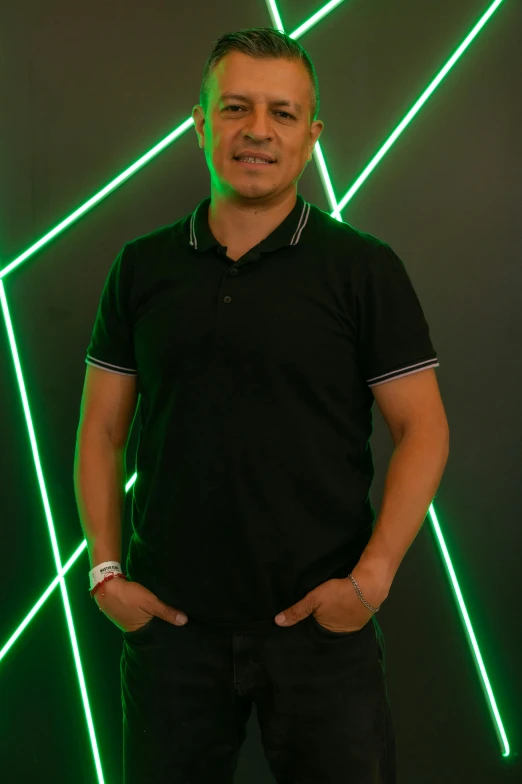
[1,1,521,782]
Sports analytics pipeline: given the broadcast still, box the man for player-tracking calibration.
[74,26,449,784]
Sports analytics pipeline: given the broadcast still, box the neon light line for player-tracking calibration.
[428,503,510,756]
[0,470,138,663]
[0,540,87,662]
[0,280,106,783]
[330,0,507,217]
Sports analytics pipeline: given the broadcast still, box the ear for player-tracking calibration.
[192,105,205,149]
[308,120,324,160]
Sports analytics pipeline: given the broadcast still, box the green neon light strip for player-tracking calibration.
[268,0,345,39]
[0,473,137,663]
[0,0,510,768]
[428,503,511,757]
[0,0,344,282]
[269,0,510,759]
[330,0,507,217]
[126,472,137,493]
[0,116,193,281]
[0,280,106,784]
[0,539,87,661]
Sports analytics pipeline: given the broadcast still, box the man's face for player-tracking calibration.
[193,52,324,201]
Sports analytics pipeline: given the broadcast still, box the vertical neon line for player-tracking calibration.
[0,280,106,784]
[0,540,87,662]
[0,471,136,660]
[0,470,138,660]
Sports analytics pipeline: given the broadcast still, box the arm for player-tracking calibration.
[352,368,450,604]
[352,427,450,604]
[74,365,138,570]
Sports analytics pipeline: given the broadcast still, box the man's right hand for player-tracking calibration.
[94,577,188,632]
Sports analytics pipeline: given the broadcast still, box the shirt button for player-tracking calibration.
[224,296,232,303]
[229,268,238,275]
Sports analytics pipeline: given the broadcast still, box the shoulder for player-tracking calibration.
[112,214,191,296]
[306,202,387,257]
[305,202,391,286]
[124,221,177,257]
[124,211,192,260]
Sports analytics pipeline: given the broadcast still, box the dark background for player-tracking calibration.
[1,1,521,782]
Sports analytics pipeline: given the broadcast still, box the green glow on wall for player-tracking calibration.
[0,0,511,779]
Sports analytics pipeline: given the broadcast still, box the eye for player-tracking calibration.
[224,105,294,119]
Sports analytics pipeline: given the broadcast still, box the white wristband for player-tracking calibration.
[89,561,123,591]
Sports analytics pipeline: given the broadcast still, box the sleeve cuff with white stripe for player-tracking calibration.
[367,358,439,387]
[85,355,137,376]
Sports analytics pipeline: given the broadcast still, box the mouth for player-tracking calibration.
[233,155,276,168]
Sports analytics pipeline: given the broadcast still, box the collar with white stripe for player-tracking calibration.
[188,194,311,255]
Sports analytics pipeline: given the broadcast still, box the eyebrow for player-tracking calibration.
[218,92,302,113]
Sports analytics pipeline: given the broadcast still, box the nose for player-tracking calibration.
[243,107,274,141]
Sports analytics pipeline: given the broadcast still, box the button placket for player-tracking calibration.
[223,265,238,303]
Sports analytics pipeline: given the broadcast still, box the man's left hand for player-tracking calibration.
[274,574,385,632]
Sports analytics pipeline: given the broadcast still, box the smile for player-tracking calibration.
[234,157,275,167]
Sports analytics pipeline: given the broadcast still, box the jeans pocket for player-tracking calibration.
[122,615,158,639]
[309,613,370,638]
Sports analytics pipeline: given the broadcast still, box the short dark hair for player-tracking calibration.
[199,27,320,122]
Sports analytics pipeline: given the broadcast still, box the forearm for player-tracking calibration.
[352,428,450,604]
[74,428,125,569]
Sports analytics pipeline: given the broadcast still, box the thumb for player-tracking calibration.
[276,594,316,627]
[155,601,188,626]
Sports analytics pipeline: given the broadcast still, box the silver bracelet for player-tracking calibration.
[348,573,381,613]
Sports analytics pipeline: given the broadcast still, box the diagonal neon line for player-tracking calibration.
[267,0,346,38]
[0,117,194,281]
[0,540,87,662]
[330,0,507,218]
[0,473,137,663]
[0,0,346,281]
[0,280,106,783]
[270,0,510,760]
[428,503,510,757]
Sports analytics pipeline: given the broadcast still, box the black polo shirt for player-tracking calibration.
[86,193,439,632]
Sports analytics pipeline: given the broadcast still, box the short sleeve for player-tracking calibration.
[85,243,137,376]
[356,242,439,388]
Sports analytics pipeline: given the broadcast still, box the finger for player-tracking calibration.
[155,602,188,626]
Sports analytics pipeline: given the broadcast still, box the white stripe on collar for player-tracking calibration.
[190,198,310,250]
[189,211,198,249]
[290,200,310,245]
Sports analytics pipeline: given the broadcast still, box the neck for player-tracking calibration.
[207,187,297,250]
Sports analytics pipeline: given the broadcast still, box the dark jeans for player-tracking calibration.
[121,612,397,783]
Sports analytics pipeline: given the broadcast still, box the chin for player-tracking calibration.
[233,181,279,200]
